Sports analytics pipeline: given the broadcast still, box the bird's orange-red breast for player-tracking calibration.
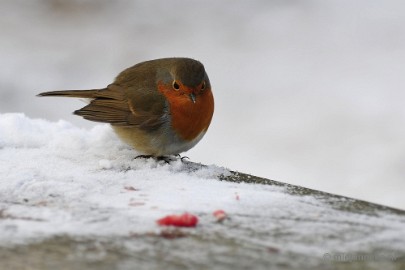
[38,57,214,156]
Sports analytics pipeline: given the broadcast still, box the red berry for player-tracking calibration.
[157,213,198,227]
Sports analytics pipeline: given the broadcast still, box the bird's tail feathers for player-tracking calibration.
[37,89,103,98]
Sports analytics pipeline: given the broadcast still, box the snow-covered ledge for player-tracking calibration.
[1,113,404,269]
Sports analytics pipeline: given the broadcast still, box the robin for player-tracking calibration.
[38,57,214,159]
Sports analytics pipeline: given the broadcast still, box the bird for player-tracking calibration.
[38,57,214,160]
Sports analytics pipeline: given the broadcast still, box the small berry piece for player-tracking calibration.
[213,209,227,222]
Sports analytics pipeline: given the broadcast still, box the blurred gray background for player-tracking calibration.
[1,0,404,209]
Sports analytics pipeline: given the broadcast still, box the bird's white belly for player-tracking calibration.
[161,131,206,155]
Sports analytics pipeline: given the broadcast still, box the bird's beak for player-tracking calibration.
[189,93,196,103]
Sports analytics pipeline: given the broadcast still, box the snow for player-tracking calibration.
[2,1,405,210]
[0,113,252,243]
[1,113,405,258]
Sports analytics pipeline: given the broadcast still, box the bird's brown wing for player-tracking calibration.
[74,84,168,131]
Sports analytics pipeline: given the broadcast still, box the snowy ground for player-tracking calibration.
[0,113,231,244]
[1,0,405,210]
[1,113,405,269]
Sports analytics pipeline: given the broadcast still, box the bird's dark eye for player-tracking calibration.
[172,81,180,91]
[201,81,206,90]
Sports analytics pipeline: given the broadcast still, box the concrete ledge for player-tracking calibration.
[1,164,404,270]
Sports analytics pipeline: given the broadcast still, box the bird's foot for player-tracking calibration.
[135,154,189,164]
[175,154,190,162]
[134,155,175,164]
[134,155,154,160]
[156,155,176,164]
